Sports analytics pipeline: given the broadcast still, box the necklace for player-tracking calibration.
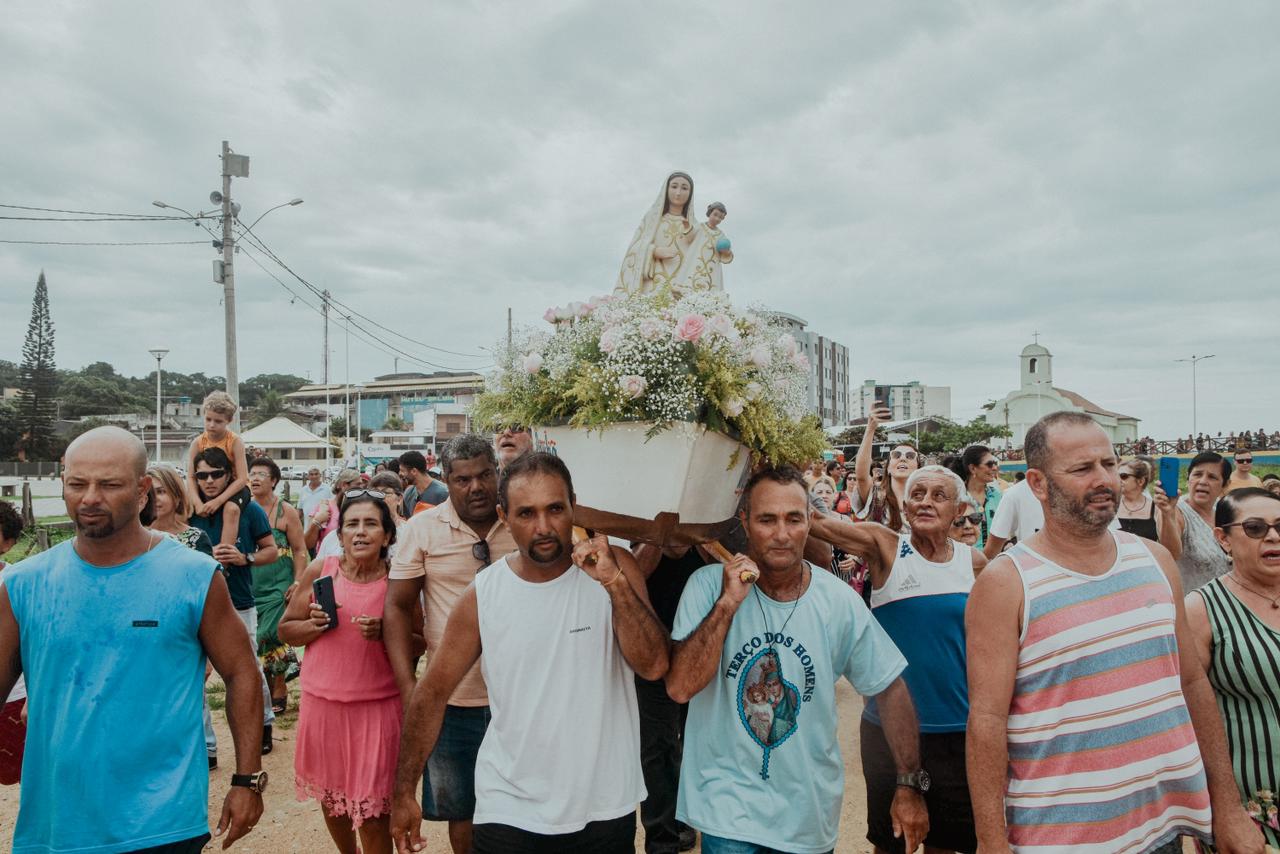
[1227,572,1280,610]
[753,563,807,649]
[1121,495,1148,514]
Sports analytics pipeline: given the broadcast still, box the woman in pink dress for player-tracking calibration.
[279,490,402,854]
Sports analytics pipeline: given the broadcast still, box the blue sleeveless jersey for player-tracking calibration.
[5,536,216,853]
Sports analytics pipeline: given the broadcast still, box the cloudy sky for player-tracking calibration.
[2,2,1276,438]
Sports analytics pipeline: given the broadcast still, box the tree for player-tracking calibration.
[0,402,20,462]
[382,415,408,431]
[240,373,308,409]
[249,390,287,427]
[831,423,885,446]
[58,374,146,419]
[916,417,1013,456]
[16,272,57,460]
[328,416,348,438]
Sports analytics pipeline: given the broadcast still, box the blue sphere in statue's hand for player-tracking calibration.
[715,237,731,253]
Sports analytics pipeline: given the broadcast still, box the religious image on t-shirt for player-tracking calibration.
[736,649,800,780]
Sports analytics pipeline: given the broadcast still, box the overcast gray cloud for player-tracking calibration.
[2,1,1277,438]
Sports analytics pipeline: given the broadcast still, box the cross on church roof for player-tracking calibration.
[1033,331,1040,344]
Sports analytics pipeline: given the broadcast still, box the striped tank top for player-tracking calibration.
[1195,576,1280,849]
[1004,531,1212,853]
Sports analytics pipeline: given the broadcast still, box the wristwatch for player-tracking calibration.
[896,769,931,794]
[231,771,268,794]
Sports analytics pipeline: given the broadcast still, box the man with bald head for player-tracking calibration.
[0,427,267,853]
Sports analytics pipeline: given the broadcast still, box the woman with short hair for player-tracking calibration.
[1184,487,1280,849]
[1160,452,1234,592]
[949,494,982,548]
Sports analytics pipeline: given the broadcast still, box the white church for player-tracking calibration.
[985,341,1140,448]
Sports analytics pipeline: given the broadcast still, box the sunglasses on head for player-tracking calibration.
[343,488,386,501]
[1222,518,1280,539]
[472,541,491,564]
[194,469,227,481]
[952,513,984,528]
[890,450,917,461]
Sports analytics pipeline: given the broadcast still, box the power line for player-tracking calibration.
[232,225,488,360]
[237,244,484,373]
[0,214,204,222]
[0,202,218,219]
[0,239,207,246]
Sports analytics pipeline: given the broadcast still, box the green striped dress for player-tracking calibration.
[1195,576,1280,848]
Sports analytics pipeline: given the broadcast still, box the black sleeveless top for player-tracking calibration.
[1118,498,1159,541]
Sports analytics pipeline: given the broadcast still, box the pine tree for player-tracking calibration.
[17,271,57,460]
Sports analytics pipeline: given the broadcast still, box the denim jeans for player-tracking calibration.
[204,606,275,755]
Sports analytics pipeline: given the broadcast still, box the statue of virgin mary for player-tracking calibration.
[614,172,702,296]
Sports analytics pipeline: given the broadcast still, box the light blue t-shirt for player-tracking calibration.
[673,563,907,854]
[5,536,217,854]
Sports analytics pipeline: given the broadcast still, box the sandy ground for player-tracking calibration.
[0,679,875,853]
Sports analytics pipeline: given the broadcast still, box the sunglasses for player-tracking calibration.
[981,460,1000,469]
[343,488,386,501]
[1236,458,1253,464]
[498,424,527,434]
[952,513,984,528]
[194,469,227,481]
[472,541,491,564]
[1222,519,1280,539]
[1119,472,1135,480]
[890,450,917,461]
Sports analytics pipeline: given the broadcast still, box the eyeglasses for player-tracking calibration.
[1221,519,1280,539]
[343,488,386,501]
[981,460,1000,469]
[952,513,984,528]
[472,541,491,564]
[194,469,227,481]
[1119,472,1134,480]
[890,450,917,461]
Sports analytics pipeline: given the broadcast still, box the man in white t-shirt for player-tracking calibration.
[390,452,669,853]
[295,467,332,519]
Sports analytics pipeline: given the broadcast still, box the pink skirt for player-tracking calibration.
[294,691,403,826]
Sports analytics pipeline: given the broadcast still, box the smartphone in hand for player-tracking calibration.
[312,575,339,632]
[1158,457,1181,499]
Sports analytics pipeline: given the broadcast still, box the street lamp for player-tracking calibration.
[355,383,366,472]
[148,348,169,462]
[154,193,302,431]
[1175,354,1215,438]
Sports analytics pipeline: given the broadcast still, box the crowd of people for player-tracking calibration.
[0,389,1278,854]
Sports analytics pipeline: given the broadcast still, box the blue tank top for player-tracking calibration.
[863,534,974,733]
[5,536,216,853]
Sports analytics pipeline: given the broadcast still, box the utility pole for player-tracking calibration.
[322,289,331,466]
[219,140,249,430]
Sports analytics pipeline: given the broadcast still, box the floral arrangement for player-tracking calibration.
[472,286,826,467]
[1246,789,1279,835]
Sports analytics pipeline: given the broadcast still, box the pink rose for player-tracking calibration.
[721,397,745,417]
[619,374,647,399]
[707,314,739,342]
[792,352,810,371]
[777,334,799,357]
[749,345,772,369]
[543,307,559,324]
[745,381,763,400]
[568,301,589,318]
[673,313,707,343]
[523,352,544,374]
[598,327,622,354]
